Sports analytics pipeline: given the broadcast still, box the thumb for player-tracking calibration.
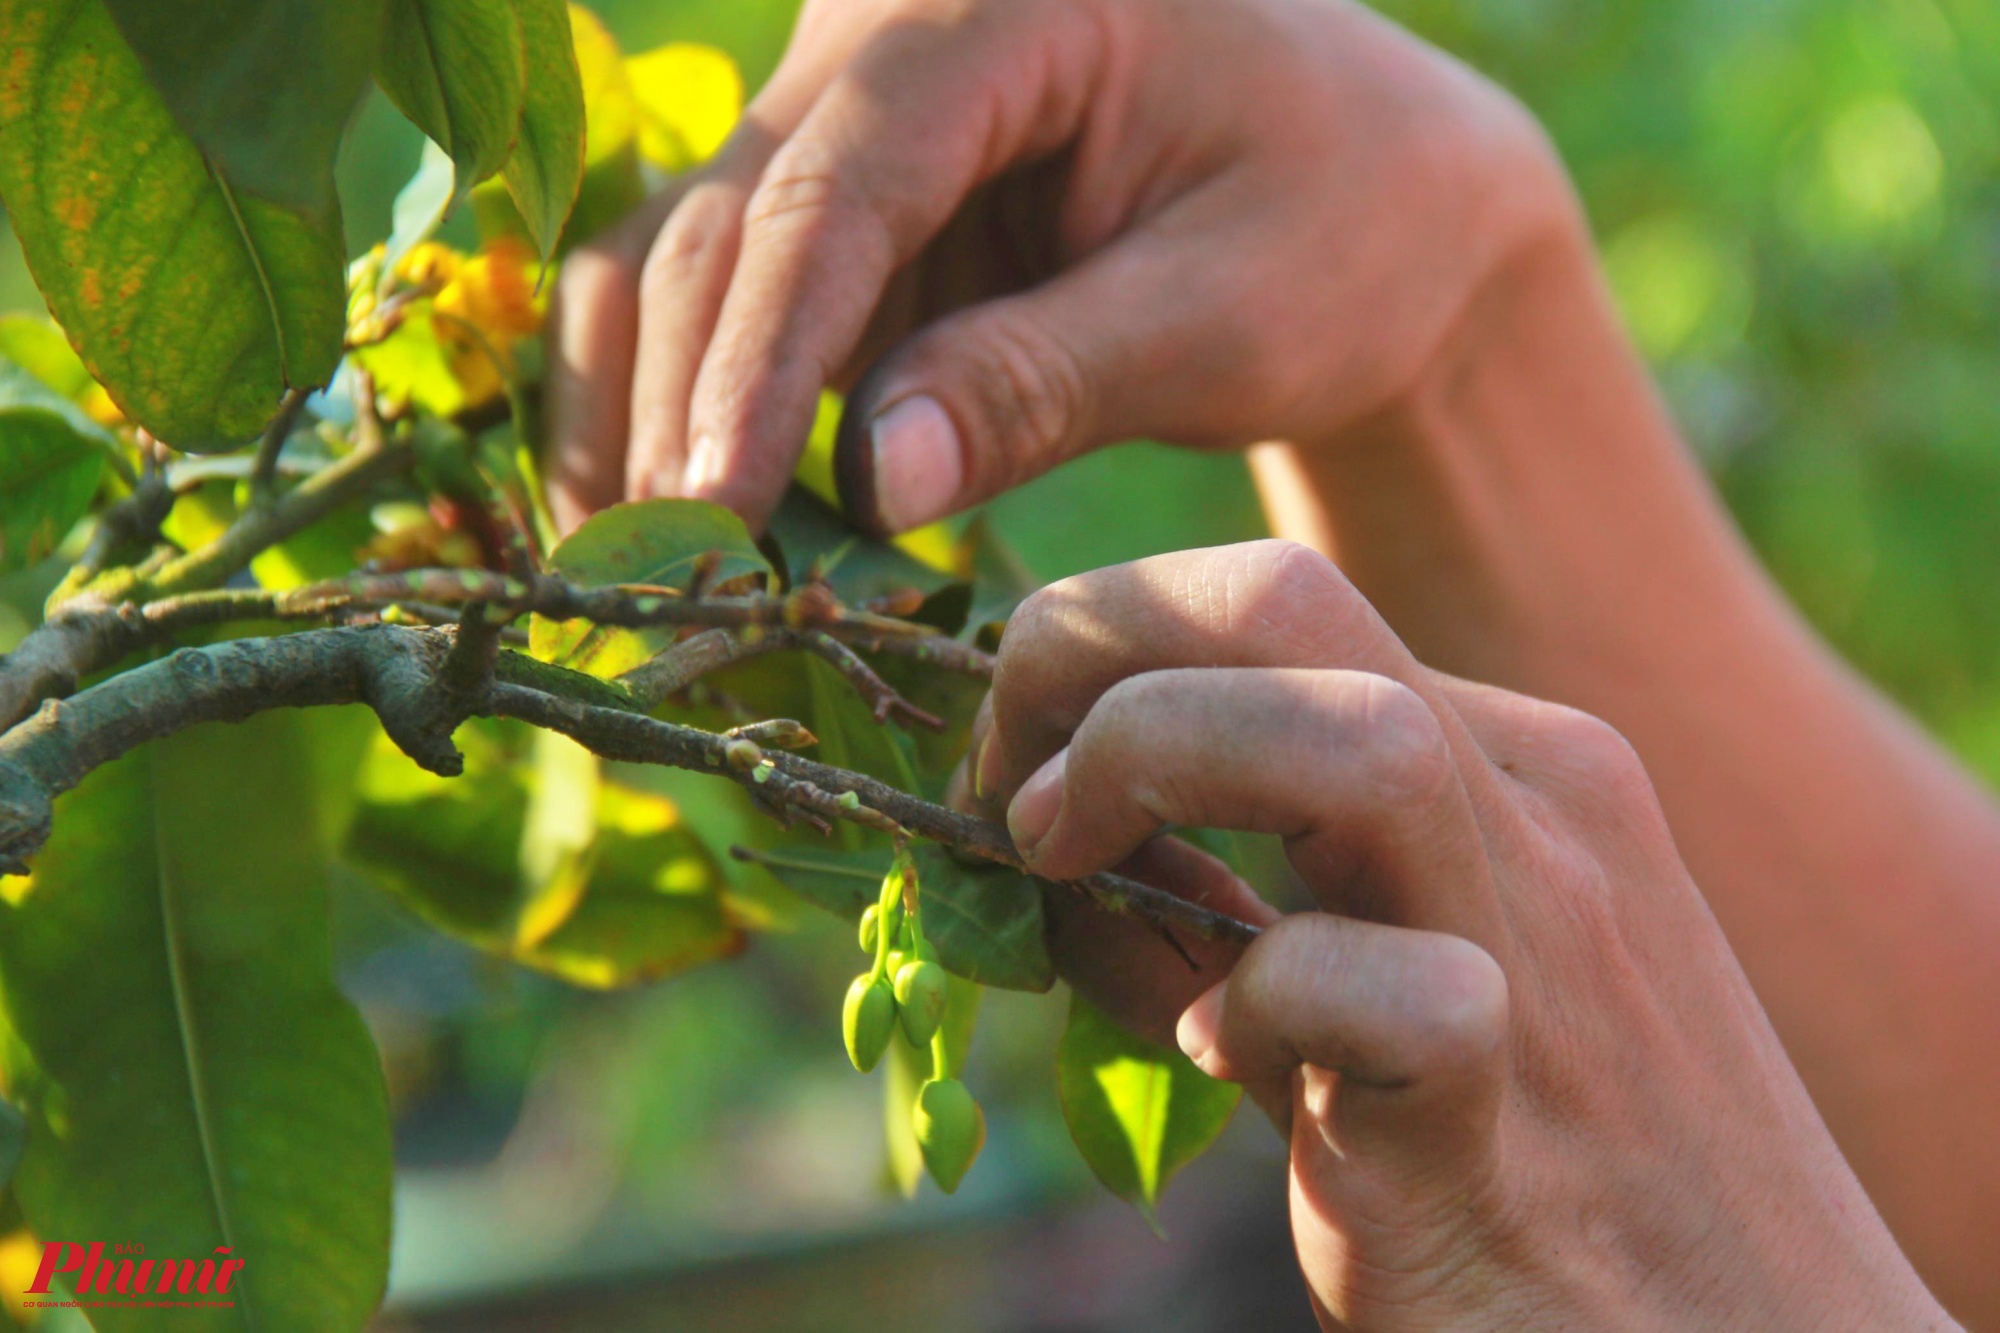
[833,234,1207,536]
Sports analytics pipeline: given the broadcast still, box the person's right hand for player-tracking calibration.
[546,0,1580,534]
[956,541,1956,1330]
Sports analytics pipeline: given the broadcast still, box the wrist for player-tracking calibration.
[1256,219,1781,697]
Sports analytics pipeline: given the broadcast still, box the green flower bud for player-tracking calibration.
[913,1078,985,1194]
[859,904,881,955]
[842,974,897,1073]
[893,958,948,1046]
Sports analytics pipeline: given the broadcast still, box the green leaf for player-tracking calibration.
[377,0,526,195]
[501,0,585,258]
[768,485,961,605]
[0,314,96,401]
[344,720,744,987]
[0,362,112,573]
[101,0,382,214]
[910,843,1052,992]
[0,1096,24,1192]
[383,140,461,274]
[0,0,348,449]
[530,498,771,678]
[743,841,1053,992]
[0,716,394,1331]
[0,411,103,573]
[731,843,891,920]
[1056,991,1241,1227]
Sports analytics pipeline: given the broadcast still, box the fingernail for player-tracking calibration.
[871,396,962,533]
[972,727,1003,802]
[1178,985,1227,1069]
[1006,748,1067,859]
[682,432,726,496]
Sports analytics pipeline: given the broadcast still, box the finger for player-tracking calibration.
[1045,834,1280,1047]
[680,3,1108,527]
[544,189,680,532]
[1177,912,1507,1165]
[982,540,1435,801]
[830,217,1239,537]
[1008,667,1504,945]
[624,127,784,504]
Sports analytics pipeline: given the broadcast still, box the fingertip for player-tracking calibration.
[1007,747,1068,861]
[1177,982,1228,1072]
[832,377,889,537]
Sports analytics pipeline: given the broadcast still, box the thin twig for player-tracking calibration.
[249,387,310,509]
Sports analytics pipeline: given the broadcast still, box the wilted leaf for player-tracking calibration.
[377,0,526,195]
[0,0,347,448]
[493,0,584,257]
[531,497,770,677]
[1057,992,1240,1227]
[0,717,394,1332]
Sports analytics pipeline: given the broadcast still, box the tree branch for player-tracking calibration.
[249,386,310,509]
[0,627,1259,948]
[0,567,992,732]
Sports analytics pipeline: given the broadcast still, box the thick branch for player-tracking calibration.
[0,628,1258,947]
[0,569,991,732]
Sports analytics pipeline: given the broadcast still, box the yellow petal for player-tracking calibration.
[569,4,637,167]
[627,43,743,172]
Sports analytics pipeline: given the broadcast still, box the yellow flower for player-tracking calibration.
[434,235,543,344]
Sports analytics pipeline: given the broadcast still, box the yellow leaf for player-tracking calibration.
[626,43,742,172]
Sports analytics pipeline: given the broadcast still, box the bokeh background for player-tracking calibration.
[2,0,1996,1328]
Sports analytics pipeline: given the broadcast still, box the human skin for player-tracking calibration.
[546,0,2000,1319]
[960,540,1954,1330]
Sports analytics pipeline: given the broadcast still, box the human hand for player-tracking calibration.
[545,0,1577,534]
[958,540,1952,1330]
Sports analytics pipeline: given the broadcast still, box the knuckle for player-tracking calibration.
[1536,703,1652,798]
[1332,672,1455,803]
[1220,540,1363,656]
[639,191,734,296]
[1408,936,1509,1078]
[745,157,852,232]
[990,578,1084,716]
[961,310,1092,481]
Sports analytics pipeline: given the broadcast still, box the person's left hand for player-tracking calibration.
[953,539,1950,1330]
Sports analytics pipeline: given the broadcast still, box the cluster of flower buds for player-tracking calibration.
[840,850,985,1193]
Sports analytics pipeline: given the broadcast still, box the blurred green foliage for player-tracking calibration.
[1372,0,2000,780]
[0,0,1996,1305]
[14,0,1972,773]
